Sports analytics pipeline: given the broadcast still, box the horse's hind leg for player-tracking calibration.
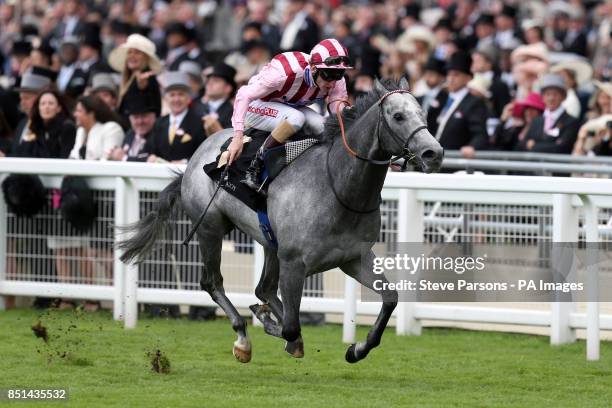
[197,234,252,363]
[252,247,283,337]
[278,259,306,358]
[340,251,398,363]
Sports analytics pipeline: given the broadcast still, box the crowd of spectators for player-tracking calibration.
[0,0,611,312]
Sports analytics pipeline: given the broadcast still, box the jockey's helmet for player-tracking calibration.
[309,39,354,71]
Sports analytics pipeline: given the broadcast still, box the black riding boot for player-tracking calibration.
[241,148,266,195]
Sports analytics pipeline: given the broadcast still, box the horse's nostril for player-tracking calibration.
[421,149,436,160]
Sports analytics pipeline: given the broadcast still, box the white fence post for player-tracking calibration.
[343,275,357,343]
[0,186,6,311]
[581,195,600,361]
[113,177,126,321]
[550,194,578,345]
[396,188,423,336]
[252,243,264,327]
[123,178,140,329]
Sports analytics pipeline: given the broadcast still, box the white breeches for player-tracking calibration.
[245,100,325,136]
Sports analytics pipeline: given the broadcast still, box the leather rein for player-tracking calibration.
[326,90,428,214]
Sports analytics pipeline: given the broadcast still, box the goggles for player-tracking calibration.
[318,68,346,82]
[324,55,351,67]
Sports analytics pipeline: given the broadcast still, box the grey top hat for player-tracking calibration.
[60,35,80,48]
[163,71,192,93]
[539,73,566,94]
[178,61,203,83]
[91,73,118,95]
[15,73,51,92]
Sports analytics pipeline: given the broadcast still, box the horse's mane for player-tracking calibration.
[323,79,403,141]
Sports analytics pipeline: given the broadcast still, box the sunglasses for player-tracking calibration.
[319,69,345,82]
[324,56,351,66]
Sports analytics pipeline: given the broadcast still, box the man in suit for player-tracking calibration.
[164,22,208,71]
[192,63,236,137]
[145,71,206,163]
[279,0,320,53]
[107,96,158,162]
[434,51,489,158]
[471,41,510,117]
[56,37,88,99]
[520,74,580,153]
[77,23,113,82]
[417,56,448,136]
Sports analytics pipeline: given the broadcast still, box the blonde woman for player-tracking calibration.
[109,34,162,118]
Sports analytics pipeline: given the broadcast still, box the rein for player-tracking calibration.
[325,90,428,213]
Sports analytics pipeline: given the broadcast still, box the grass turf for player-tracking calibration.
[0,308,611,407]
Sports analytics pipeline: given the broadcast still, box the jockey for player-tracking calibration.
[227,38,354,193]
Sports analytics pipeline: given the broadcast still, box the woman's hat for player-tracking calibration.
[108,34,161,73]
[396,25,436,53]
[550,59,593,86]
[60,176,97,233]
[513,92,546,117]
[1,174,47,218]
[593,80,612,99]
[468,74,492,98]
[511,42,550,64]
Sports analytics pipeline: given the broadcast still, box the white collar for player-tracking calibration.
[169,109,188,126]
[449,87,469,102]
[544,105,565,124]
[207,99,225,112]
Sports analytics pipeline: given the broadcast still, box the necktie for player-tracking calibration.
[441,96,454,115]
[169,119,177,144]
[544,113,554,132]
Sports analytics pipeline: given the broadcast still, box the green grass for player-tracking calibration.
[0,308,611,407]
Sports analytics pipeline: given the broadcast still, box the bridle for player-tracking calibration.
[326,90,428,214]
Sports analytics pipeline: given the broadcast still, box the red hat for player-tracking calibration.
[513,92,545,118]
[309,39,353,70]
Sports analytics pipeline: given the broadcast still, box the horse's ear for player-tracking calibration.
[399,76,410,91]
[373,78,387,96]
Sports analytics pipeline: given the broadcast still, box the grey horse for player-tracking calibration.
[119,78,443,363]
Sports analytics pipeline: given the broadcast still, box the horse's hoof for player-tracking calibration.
[285,338,304,358]
[345,344,359,364]
[233,345,252,363]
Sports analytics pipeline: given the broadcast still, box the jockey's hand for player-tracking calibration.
[227,131,244,165]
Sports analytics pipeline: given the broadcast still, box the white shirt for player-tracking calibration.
[57,64,76,92]
[206,99,225,113]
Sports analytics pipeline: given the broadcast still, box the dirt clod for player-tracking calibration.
[147,349,171,374]
[31,321,48,343]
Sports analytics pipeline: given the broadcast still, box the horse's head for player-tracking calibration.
[374,78,444,173]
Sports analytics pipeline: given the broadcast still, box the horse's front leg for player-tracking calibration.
[278,258,305,358]
[340,251,398,363]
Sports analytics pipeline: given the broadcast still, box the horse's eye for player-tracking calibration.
[393,113,405,122]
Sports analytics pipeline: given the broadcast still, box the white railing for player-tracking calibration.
[0,159,611,361]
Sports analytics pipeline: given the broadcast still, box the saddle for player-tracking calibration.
[203,128,318,246]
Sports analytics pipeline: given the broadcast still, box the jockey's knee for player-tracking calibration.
[305,115,325,136]
[283,110,305,131]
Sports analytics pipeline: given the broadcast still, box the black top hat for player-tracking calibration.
[21,23,39,38]
[82,22,103,51]
[434,17,453,31]
[446,51,473,76]
[424,56,447,75]
[243,21,263,34]
[475,13,495,27]
[122,92,159,115]
[11,39,33,56]
[242,39,269,54]
[500,4,517,19]
[2,174,47,218]
[60,176,97,233]
[30,65,59,83]
[34,39,56,61]
[207,63,237,91]
[165,22,196,41]
[110,19,134,36]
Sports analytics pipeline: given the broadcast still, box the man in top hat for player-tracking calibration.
[145,71,206,163]
[471,41,511,117]
[108,94,158,162]
[178,60,204,102]
[9,73,52,154]
[78,22,112,80]
[57,36,87,99]
[417,55,448,136]
[279,0,320,53]
[494,4,519,50]
[164,22,208,71]
[53,0,85,40]
[192,63,236,137]
[472,13,496,50]
[90,73,119,111]
[433,51,489,158]
[520,73,580,153]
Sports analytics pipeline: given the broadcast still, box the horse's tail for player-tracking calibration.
[118,172,183,264]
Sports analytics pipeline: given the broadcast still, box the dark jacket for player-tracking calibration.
[417,89,448,136]
[489,75,511,118]
[191,99,234,129]
[63,68,89,100]
[144,108,206,161]
[121,129,152,162]
[118,74,162,118]
[518,111,580,153]
[10,116,76,159]
[281,15,320,53]
[435,93,489,150]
